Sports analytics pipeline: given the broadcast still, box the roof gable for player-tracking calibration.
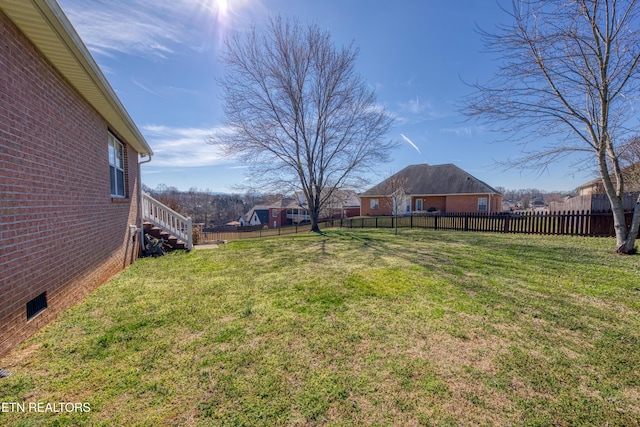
[361,164,501,196]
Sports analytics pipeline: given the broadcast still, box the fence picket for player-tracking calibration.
[197,210,638,243]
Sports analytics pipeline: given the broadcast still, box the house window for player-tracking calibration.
[478,197,488,212]
[108,133,125,197]
[370,199,379,210]
[416,199,423,211]
[272,209,278,217]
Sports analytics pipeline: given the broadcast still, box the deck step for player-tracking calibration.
[143,222,187,250]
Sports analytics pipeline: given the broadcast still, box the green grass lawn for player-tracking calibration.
[1,229,640,426]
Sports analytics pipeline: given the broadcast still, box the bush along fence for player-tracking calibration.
[198,210,638,243]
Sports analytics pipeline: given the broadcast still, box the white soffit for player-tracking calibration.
[0,0,153,156]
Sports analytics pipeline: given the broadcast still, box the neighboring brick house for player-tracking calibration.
[360,164,502,216]
[242,190,361,228]
[0,1,153,356]
[287,189,361,223]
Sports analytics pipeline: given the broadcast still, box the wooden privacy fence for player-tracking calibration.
[198,210,638,243]
[326,210,638,238]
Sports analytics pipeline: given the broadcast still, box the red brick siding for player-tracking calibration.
[328,207,360,219]
[360,196,393,216]
[445,195,503,213]
[0,11,141,356]
[268,208,288,228]
[413,196,446,212]
[343,207,361,218]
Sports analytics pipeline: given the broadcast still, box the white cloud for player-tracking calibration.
[59,0,183,58]
[394,96,450,124]
[142,124,231,167]
[58,0,268,58]
[400,96,431,115]
[440,126,486,136]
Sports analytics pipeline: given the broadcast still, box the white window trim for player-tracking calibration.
[108,133,126,198]
[478,197,488,212]
[370,199,379,210]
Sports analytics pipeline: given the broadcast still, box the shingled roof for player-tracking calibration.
[361,164,501,196]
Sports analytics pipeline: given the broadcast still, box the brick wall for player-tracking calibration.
[0,11,141,357]
[360,196,393,216]
[267,208,287,228]
[413,196,446,212]
[445,194,503,213]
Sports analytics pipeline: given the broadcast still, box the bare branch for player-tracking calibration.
[211,16,396,232]
[461,0,640,252]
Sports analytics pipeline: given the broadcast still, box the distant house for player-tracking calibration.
[576,163,640,196]
[287,189,361,223]
[243,205,271,227]
[321,189,361,219]
[241,190,361,228]
[550,165,640,213]
[360,164,503,216]
[241,199,292,229]
[1,1,153,355]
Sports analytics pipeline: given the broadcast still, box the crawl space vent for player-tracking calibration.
[26,292,47,320]
[0,368,13,379]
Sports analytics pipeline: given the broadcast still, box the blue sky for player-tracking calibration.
[56,0,595,193]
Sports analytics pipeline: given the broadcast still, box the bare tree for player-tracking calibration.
[212,16,396,232]
[380,173,410,234]
[463,0,640,253]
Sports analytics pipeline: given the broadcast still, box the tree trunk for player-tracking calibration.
[598,151,635,254]
[309,204,321,233]
[621,195,640,254]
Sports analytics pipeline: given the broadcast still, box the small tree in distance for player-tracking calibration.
[381,173,410,235]
[212,16,396,232]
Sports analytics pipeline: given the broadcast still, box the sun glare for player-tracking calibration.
[201,0,243,41]
[190,0,262,44]
[214,0,230,20]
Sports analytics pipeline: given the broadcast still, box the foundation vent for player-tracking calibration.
[26,292,47,320]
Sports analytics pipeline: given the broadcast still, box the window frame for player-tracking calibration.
[108,133,126,198]
[370,199,379,210]
[415,199,423,211]
[478,197,488,212]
